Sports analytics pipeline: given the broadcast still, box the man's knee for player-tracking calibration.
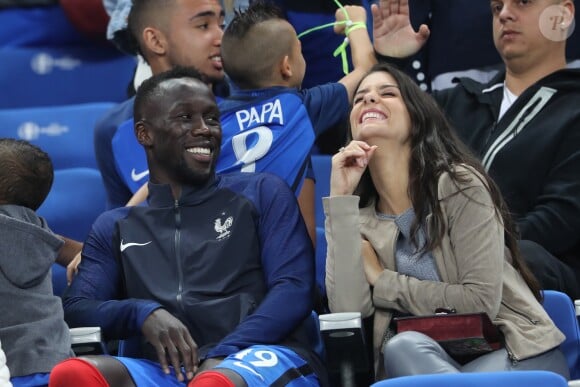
[49,358,109,387]
[188,369,246,387]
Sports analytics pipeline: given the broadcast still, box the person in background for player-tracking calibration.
[94,0,227,210]
[371,0,580,298]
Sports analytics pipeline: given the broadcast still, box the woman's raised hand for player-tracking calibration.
[330,141,377,196]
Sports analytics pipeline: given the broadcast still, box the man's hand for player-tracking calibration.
[142,309,198,382]
[371,0,430,58]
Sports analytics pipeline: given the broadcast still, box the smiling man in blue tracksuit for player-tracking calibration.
[49,67,326,387]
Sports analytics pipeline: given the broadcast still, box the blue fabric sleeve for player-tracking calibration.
[93,98,135,209]
[205,174,315,358]
[63,208,163,340]
[302,83,349,138]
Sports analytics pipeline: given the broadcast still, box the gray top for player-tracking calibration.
[377,208,440,282]
[0,205,72,377]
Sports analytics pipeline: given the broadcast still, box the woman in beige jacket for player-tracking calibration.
[324,63,568,381]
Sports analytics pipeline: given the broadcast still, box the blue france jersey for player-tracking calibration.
[111,84,348,196]
[219,89,313,193]
[218,85,348,194]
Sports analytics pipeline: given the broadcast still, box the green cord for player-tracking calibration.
[296,20,348,39]
[296,0,367,75]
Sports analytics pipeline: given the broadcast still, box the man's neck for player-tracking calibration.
[504,55,567,95]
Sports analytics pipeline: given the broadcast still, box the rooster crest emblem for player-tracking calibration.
[214,215,233,240]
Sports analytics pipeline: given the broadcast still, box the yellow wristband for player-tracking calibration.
[345,22,367,36]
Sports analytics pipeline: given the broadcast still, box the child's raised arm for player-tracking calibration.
[335,5,377,102]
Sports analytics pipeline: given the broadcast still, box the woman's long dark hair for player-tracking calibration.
[348,63,541,300]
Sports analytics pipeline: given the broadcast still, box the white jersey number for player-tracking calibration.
[231,126,273,172]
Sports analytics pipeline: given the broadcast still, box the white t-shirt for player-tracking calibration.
[499,82,519,120]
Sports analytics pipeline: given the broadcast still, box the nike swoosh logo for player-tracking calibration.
[131,168,150,182]
[120,240,152,252]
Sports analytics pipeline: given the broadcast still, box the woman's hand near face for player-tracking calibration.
[330,140,377,196]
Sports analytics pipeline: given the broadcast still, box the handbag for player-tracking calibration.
[394,310,503,363]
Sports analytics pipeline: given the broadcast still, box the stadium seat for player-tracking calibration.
[38,167,107,242]
[0,4,88,48]
[40,167,106,296]
[311,154,332,229]
[0,45,135,108]
[0,102,116,169]
[542,290,580,379]
[370,370,568,387]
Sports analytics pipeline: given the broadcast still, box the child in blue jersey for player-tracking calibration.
[218,0,372,241]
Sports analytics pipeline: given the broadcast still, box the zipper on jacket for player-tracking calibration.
[504,341,519,364]
[501,301,539,325]
[174,199,185,314]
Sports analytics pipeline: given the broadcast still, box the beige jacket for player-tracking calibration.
[324,166,565,380]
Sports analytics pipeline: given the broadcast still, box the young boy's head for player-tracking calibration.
[222,1,306,90]
[0,139,53,210]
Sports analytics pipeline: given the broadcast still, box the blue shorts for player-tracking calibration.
[11,373,50,387]
[116,345,320,386]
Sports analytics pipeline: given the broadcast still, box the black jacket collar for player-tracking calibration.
[147,175,219,208]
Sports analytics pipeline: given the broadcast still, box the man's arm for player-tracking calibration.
[55,236,83,266]
[517,129,580,256]
[63,208,162,339]
[94,100,136,209]
[205,175,315,359]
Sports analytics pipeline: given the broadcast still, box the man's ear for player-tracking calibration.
[562,0,575,29]
[135,121,153,147]
[279,54,293,81]
[142,27,166,56]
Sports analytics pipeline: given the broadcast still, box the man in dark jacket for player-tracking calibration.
[371,0,580,298]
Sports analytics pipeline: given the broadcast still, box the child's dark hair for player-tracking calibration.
[222,1,292,89]
[0,138,53,210]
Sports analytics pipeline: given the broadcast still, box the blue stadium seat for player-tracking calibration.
[370,370,567,387]
[38,167,107,242]
[39,167,107,296]
[0,45,135,108]
[0,5,88,48]
[0,102,116,169]
[542,290,580,379]
[311,154,332,229]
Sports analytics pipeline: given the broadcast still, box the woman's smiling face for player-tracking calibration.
[350,70,412,146]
